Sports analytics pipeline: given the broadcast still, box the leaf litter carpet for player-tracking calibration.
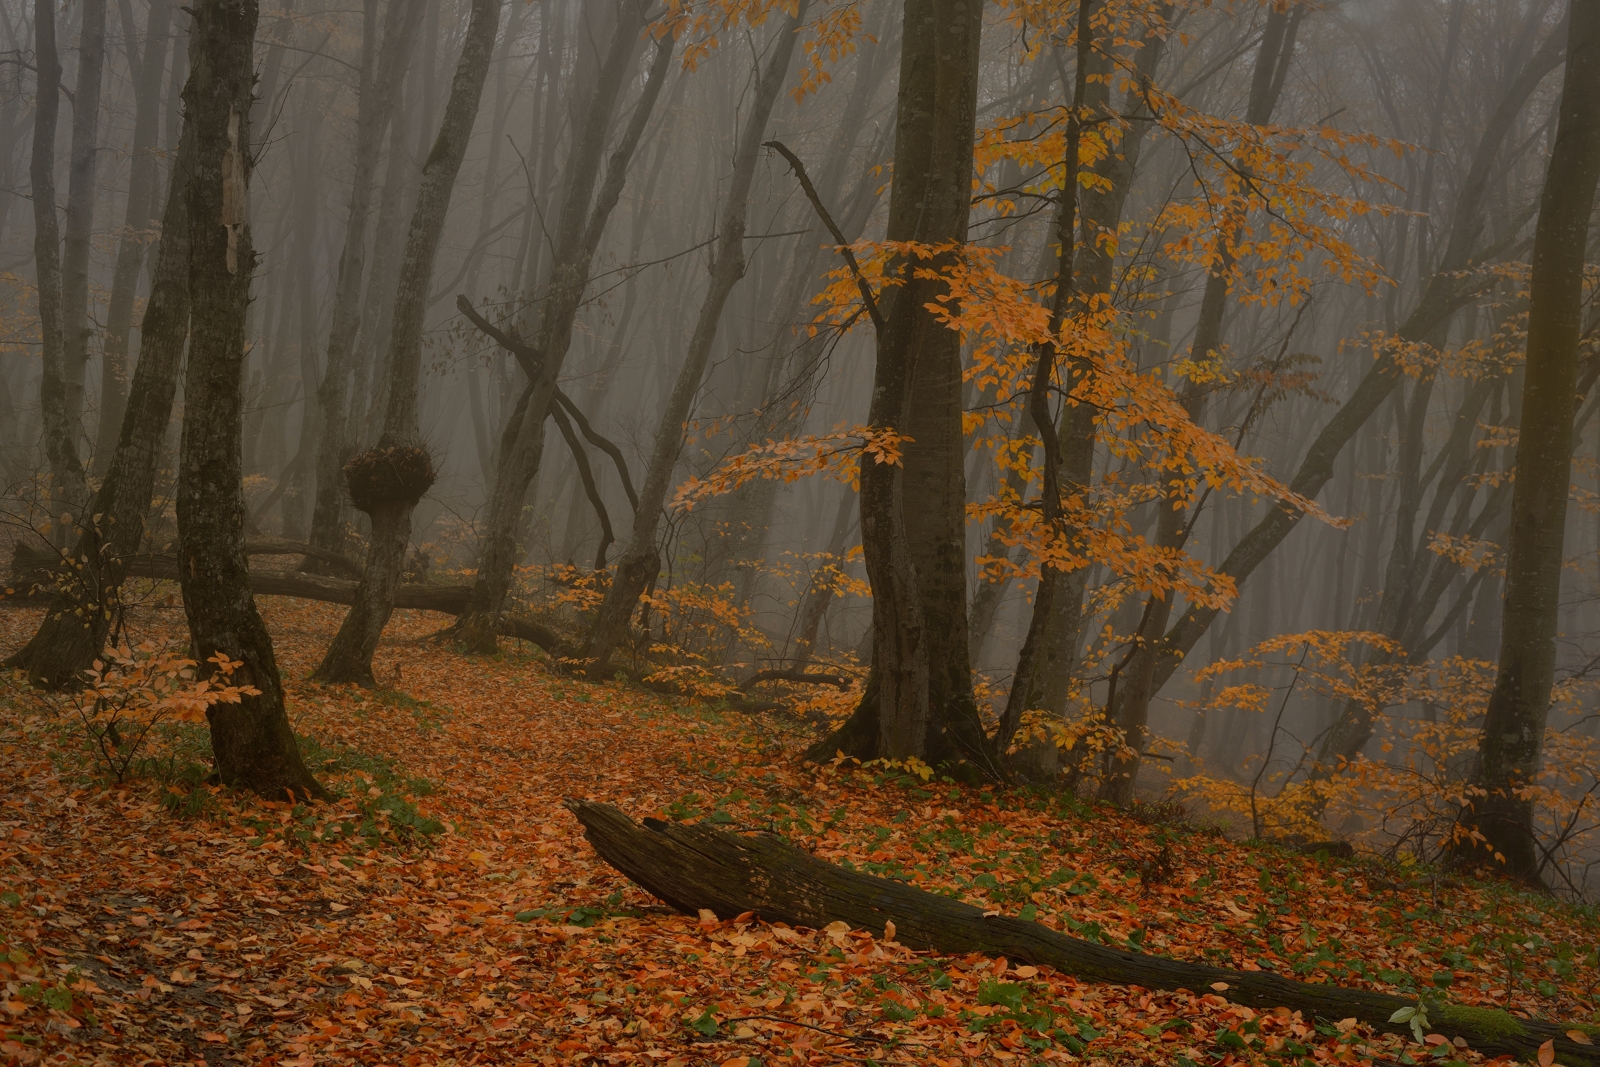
[0,598,1591,1066]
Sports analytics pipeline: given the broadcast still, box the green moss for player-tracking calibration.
[1435,1004,1527,1041]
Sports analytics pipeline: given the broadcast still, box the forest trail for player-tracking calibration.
[0,599,1589,1066]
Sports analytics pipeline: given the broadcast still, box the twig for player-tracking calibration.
[762,140,885,335]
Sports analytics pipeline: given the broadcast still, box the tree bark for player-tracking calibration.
[452,2,669,652]
[806,0,988,770]
[313,0,501,686]
[5,120,195,689]
[584,4,808,671]
[178,0,326,800]
[94,0,174,476]
[60,0,109,469]
[303,0,426,572]
[1466,0,1600,882]
[570,800,1600,1067]
[31,0,85,517]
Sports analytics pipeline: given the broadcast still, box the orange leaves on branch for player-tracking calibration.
[653,0,872,101]
[65,642,258,783]
[673,425,908,511]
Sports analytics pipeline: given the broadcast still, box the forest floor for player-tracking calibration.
[0,596,1593,1066]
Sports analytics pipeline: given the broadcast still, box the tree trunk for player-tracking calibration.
[584,4,808,670]
[304,0,426,573]
[1466,0,1600,881]
[5,120,195,689]
[94,0,173,476]
[452,1,668,651]
[804,0,988,770]
[178,0,325,801]
[31,0,85,517]
[60,0,108,470]
[313,0,500,686]
[569,800,1599,1067]
[792,488,857,665]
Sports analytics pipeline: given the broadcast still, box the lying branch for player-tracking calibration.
[742,668,851,691]
[568,801,1599,1067]
[8,542,568,656]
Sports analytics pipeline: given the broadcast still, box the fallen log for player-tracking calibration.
[568,800,1597,1065]
[8,542,567,654]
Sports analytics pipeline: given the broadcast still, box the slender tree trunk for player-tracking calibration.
[1465,0,1600,882]
[61,0,109,463]
[313,0,501,686]
[5,121,195,688]
[31,0,85,517]
[453,1,669,651]
[94,0,173,476]
[178,0,325,800]
[303,0,426,571]
[804,0,986,769]
[1101,5,1287,803]
[584,4,808,670]
[792,488,858,665]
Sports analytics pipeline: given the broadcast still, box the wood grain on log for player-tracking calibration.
[568,800,1597,1065]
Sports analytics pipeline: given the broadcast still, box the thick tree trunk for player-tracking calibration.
[304,0,426,572]
[5,121,195,689]
[1466,0,1600,881]
[178,0,325,801]
[806,0,988,770]
[452,3,669,652]
[584,4,808,670]
[94,0,173,475]
[313,0,500,686]
[60,0,108,465]
[31,0,86,516]
[570,800,1599,1067]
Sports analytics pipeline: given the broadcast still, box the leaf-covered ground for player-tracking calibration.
[1,598,1594,1066]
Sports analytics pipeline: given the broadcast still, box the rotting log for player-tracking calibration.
[568,800,1598,1065]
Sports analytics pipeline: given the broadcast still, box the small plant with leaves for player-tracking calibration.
[65,643,258,784]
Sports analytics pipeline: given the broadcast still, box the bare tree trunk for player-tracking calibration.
[31,0,85,516]
[178,0,325,800]
[313,0,501,686]
[584,4,808,670]
[303,0,426,571]
[5,120,195,688]
[94,0,174,475]
[804,0,986,769]
[1465,0,1600,882]
[282,91,324,542]
[792,488,857,665]
[452,0,668,651]
[60,0,108,465]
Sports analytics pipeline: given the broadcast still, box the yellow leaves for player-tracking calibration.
[672,425,908,511]
[653,0,866,102]
[1425,532,1503,575]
